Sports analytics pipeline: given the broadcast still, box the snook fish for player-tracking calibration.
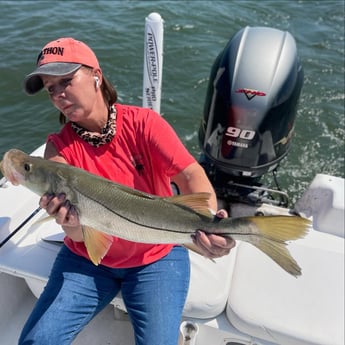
[0,149,310,276]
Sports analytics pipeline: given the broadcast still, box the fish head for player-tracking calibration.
[1,149,27,185]
[0,149,51,195]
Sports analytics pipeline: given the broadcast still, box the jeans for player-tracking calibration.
[19,245,190,345]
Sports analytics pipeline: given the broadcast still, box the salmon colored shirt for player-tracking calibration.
[47,103,196,268]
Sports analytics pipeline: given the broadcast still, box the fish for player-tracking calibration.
[0,149,311,276]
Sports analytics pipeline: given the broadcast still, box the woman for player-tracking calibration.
[19,37,235,345]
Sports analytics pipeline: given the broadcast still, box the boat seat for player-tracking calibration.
[226,230,344,345]
[295,174,345,238]
[112,249,237,319]
[24,240,236,320]
[186,249,236,318]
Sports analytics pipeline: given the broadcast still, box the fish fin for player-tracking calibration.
[33,214,54,225]
[82,226,113,266]
[183,242,207,256]
[251,237,302,277]
[244,216,311,277]
[165,193,213,218]
[247,215,311,242]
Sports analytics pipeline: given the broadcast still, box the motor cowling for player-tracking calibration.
[199,26,304,182]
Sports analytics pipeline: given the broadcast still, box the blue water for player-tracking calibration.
[0,0,344,203]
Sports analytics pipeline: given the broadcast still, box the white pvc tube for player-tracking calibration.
[142,12,164,114]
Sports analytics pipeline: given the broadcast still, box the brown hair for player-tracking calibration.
[59,68,118,124]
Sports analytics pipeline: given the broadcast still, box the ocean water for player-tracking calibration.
[0,0,344,204]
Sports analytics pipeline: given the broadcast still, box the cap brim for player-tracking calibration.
[24,62,82,95]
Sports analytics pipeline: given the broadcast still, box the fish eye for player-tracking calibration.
[24,163,31,172]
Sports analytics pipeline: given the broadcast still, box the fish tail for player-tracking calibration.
[249,215,310,242]
[251,236,302,277]
[246,216,311,277]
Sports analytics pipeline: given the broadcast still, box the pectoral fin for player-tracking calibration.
[82,225,113,265]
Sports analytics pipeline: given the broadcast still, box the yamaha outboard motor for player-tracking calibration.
[199,26,303,207]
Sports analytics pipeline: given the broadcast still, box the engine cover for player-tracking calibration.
[199,26,304,179]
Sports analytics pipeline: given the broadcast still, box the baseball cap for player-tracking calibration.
[24,37,100,95]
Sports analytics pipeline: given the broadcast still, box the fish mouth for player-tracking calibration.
[0,158,7,179]
[0,153,22,186]
[5,171,21,186]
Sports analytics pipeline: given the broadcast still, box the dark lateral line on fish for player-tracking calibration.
[73,187,284,240]
[73,187,220,235]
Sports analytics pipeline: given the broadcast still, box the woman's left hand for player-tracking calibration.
[193,209,236,259]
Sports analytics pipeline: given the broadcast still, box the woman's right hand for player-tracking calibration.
[39,193,84,241]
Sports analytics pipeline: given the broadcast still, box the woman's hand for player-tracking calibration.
[39,193,84,241]
[171,163,236,258]
[193,209,236,259]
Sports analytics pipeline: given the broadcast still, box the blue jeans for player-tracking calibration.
[19,245,190,345]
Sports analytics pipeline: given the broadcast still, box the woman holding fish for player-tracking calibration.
[18,37,235,345]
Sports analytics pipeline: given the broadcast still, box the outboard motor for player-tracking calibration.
[199,26,304,207]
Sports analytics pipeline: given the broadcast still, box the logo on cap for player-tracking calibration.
[36,46,65,65]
